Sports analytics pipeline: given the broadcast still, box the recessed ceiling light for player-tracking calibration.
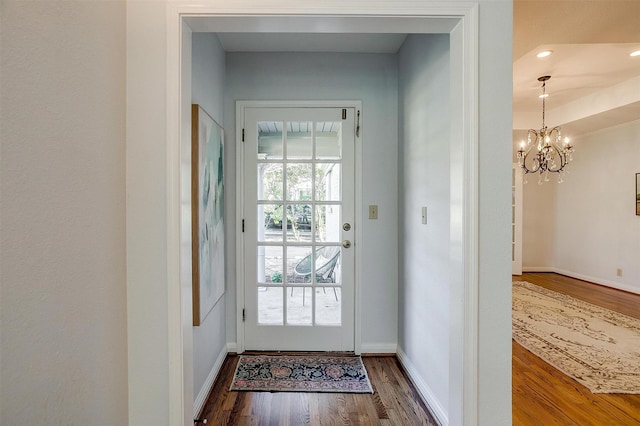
[536,50,553,58]
[630,50,640,57]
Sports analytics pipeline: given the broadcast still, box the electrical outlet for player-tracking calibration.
[368,205,378,220]
[616,268,623,277]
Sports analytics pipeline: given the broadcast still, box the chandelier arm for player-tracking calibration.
[548,126,562,143]
[519,152,541,174]
[549,141,569,172]
[518,129,543,174]
[547,126,567,173]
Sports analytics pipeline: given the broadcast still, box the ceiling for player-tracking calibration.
[212,2,640,138]
[217,33,407,53]
[513,1,640,138]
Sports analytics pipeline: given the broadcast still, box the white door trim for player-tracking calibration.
[512,164,523,275]
[235,100,363,354]
[165,5,479,425]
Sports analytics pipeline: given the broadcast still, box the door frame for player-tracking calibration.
[235,100,363,354]
[163,5,481,426]
[512,163,523,275]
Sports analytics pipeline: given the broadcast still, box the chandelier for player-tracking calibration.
[517,75,574,183]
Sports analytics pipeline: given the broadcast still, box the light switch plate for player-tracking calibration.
[422,206,427,224]
[368,205,378,220]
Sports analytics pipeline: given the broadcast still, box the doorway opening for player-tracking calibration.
[165,8,480,425]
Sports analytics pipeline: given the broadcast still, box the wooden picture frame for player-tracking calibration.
[192,104,225,326]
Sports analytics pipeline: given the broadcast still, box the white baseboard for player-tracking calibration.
[226,341,394,354]
[193,345,228,419]
[522,266,555,272]
[396,346,448,426]
[522,267,640,295]
[360,343,397,354]
[552,268,640,295]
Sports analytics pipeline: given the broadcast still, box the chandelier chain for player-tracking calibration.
[541,80,546,129]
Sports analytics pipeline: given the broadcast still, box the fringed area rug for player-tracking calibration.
[230,354,373,393]
[513,281,640,394]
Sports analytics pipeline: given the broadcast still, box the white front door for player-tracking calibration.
[240,105,356,351]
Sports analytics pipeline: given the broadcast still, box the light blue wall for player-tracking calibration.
[476,3,513,424]
[398,34,451,421]
[224,52,399,349]
[191,32,227,399]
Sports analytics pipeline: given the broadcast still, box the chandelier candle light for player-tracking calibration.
[517,76,575,183]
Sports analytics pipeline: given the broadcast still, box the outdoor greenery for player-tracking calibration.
[262,163,332,240]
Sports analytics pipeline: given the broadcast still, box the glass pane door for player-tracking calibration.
[243,106,355,351]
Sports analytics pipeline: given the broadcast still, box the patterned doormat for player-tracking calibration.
[230,354,373,393]
[513,281,640,393]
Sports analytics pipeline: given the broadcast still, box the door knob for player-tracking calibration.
[343,223,351,231]
[342,240,352,249]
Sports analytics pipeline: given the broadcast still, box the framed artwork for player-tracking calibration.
[192,104,225,326]
[636,173,640,216]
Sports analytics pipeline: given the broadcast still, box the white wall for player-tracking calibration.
[516,129,558,270]
[0,1,128,424]
[224,52,399,350]
[555,121,640,292]
[522,181,556,268]
[191,32,228,403]
[521,121,640,293]
[126,1,171,423]
[397,34,451,421]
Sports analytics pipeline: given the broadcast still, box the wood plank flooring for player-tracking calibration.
[197,355,438,425]
[198,273,639,425]
[513,272,640,426]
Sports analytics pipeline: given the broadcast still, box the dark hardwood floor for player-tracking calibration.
[513,272,640,426]
[198,354,438,425]
[197,273,639,425]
